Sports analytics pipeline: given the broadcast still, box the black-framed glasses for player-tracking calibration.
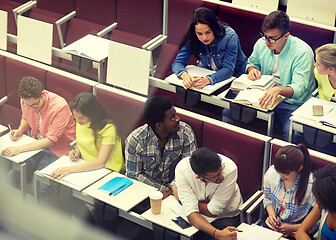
[260,32,287,44]
[201,163,225,182]
[23,98,41,108]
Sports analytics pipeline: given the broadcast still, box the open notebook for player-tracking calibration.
[230,74,276,91]
[232,88,285,110]
[39,155,110,190]
[165,65,234,95]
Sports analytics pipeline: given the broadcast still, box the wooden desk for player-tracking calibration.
[34,157,111,203]
[63,34,110,83]
[141,196,201,240]
[83,172,157,212]
[289,97,336,143]
[218,89,275,136]
[0,133,43,198]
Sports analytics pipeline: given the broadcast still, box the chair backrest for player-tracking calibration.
[202,121,270,201]
[5,58,47,108]
[0,55,6,98]
[178,112,203,148]
[116,0,162,38]
[95,85,146,139]
[29,7,66,48]
[35,0,75,15]
[45,71,94,103]
[0,0,22,35]
[75,0,117,27]
[217,5,265,57]
[0,103,21,129]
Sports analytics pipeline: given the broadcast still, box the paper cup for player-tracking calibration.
[149,191,163,215]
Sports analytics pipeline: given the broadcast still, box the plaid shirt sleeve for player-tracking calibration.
[180,123,198,158]
[125,133,163,191]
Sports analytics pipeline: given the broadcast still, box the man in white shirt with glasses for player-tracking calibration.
[175,147,242,240]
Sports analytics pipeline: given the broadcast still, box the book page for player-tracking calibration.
[231,74,275,90]
[39,155,110,189]
[234,89,265,105]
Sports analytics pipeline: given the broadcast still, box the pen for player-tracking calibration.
[109,184,126,196]
[8,124,12,132]
[71,144,77,161]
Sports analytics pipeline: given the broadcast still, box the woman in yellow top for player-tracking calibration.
[51,92,124,180]
[314,44,336,101]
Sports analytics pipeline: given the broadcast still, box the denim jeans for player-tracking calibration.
[8,148,58,195]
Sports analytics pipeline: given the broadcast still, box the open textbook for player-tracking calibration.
[233,88,285,110]
[164,65,234,95]
[230,74,276,91]
[292,97,336,128]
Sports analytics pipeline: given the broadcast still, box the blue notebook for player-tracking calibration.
[98,176,133,196]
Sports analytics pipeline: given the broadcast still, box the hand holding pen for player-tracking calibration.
[69,144,80,162]
[8,124,22,141]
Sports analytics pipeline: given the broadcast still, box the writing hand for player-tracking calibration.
[247,68,261,81]
[9,129,22,141]
[69,147,80,162]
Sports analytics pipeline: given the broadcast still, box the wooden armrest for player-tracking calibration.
[56,11,76,48]
[0,96,8,106]
[13,0,37,23]
[97,22,118,37]
[142,34,167,50]
[246,194,264,224]
[238,190,263,223]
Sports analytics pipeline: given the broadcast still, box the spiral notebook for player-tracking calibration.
[98,176,133,196]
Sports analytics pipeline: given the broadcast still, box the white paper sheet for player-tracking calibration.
[238,224,282,240]
[0,133,42,163]
[39,155,110,189]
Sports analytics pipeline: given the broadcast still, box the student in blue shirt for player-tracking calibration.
[245,10,315,141]
[296,165,336,240]
[172,7,246,89]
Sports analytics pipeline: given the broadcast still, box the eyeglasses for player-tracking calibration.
[260,32,287,44]
[23,98,41,108]
[201,164,224,182]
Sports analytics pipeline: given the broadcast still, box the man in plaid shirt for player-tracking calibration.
[125,95,197,198]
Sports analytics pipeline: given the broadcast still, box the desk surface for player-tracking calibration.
[63,34,110,61]
[0,124,8,135]
[83,172,157,212]
[36,156,111,192]
[141,195,200,237]
[290,115,336,135]
[0,133,42,163]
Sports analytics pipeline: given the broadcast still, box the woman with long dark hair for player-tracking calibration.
[51,92,124,180]
[172,7,246,89]
[263,144,316,238]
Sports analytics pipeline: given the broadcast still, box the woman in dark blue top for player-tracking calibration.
[172,7,246,89]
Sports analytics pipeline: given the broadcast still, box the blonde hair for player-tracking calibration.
[315,43,336,69]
